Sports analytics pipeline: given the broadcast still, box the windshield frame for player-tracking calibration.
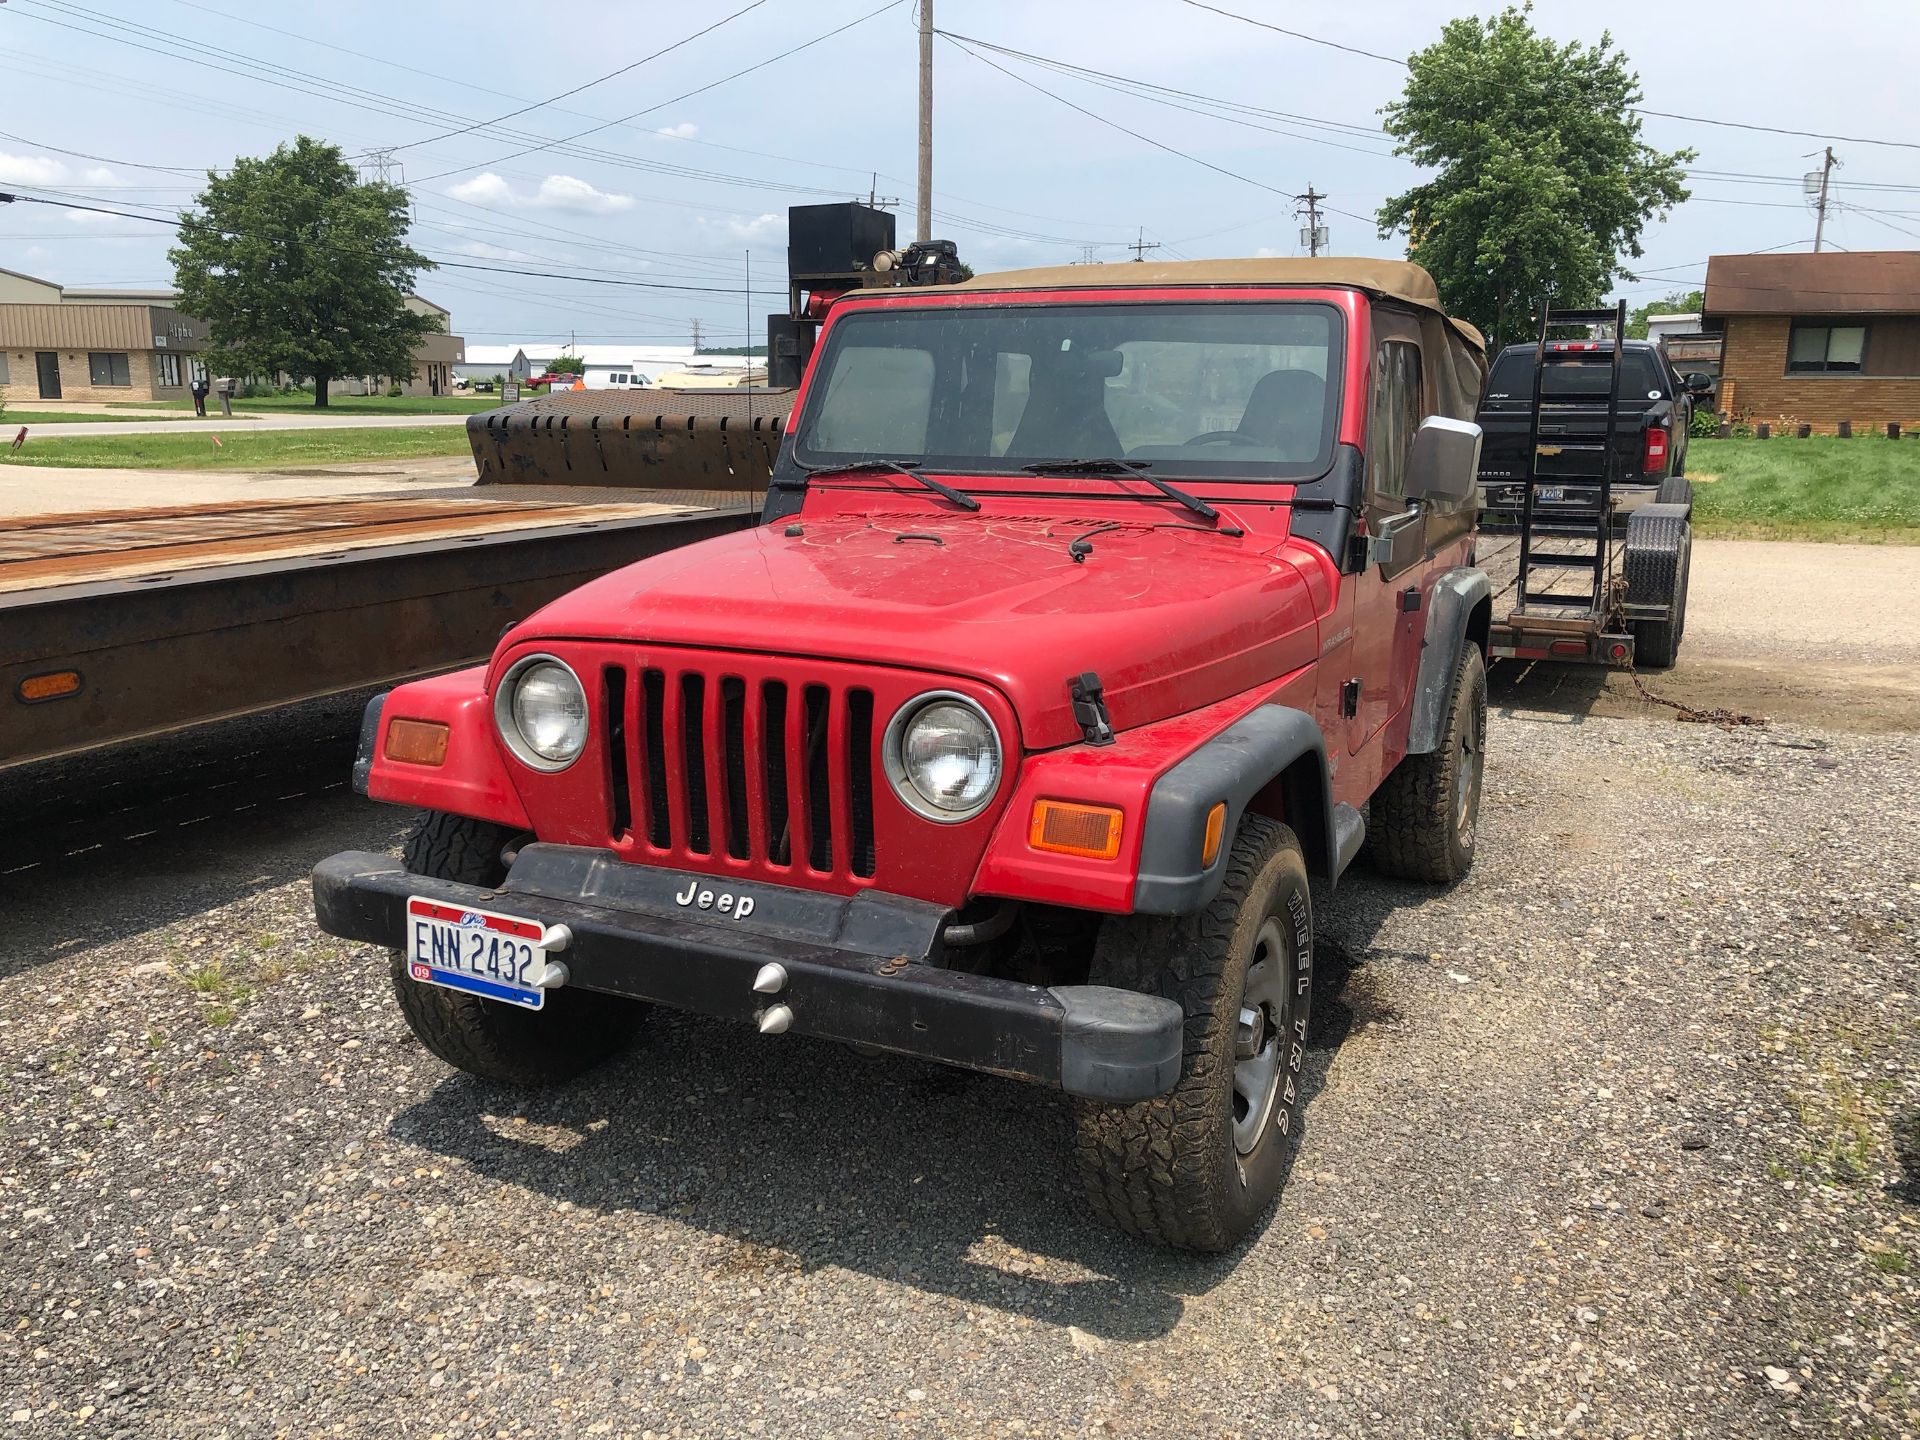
[788,294,1349,485]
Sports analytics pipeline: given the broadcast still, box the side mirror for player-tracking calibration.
[1682,372,1715,396]
[1405,416,1483,506]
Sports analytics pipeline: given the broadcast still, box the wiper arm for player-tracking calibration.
[1020,458,1220,522]
[797,458,980,512]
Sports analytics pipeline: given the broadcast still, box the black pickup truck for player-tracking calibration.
[1475,339,1707,524]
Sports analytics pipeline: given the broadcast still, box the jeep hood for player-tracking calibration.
[519,510,1322,749]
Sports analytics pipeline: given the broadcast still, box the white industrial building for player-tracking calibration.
[451,345,533,385]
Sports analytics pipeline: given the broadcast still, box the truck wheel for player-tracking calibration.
[1626,503,1692,670]
[1071,815,1313,1253]
[1368,645,1486,884]
[387,810,646,1087]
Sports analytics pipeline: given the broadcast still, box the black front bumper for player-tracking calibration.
[312,844,1182,1102]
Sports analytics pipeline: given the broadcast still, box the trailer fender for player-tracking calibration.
[1625,503,1691,612]
[1134,704,1350,915]
[362,666,532,830]
[1406,567,1492,756]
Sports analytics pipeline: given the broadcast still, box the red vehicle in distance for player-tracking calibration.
[315,259,1493,1251]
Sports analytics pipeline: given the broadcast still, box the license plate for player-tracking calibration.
[405,897,553,1009]
[1537,486,1566,502]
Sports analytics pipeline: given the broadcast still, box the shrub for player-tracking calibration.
[386,382,404,398]
[1688,406,1719,438]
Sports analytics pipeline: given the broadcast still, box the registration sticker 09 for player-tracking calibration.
[405,897,551,1010]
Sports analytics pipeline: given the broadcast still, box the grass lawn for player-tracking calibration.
[103,392,498,416]
[4,410,200,425]
[1685,435,1920,543]
[0,426,472,471]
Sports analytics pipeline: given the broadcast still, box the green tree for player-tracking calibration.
[1627,288,1705,339]
[548,354,587,376]
[1376,6,1692,346]
[170,136,439,407]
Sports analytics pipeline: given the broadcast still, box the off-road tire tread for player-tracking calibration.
[389,810,645,1087]
[1368,647,1485,883]
[1071,816,1304,1253]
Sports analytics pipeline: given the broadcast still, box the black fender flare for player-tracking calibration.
[1406,567,1491,756]
[1133,705,1358,915]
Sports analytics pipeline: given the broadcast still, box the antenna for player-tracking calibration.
[1127,227,1161,262]
[744,248,757,522]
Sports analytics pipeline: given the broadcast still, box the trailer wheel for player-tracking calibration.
[388,810,647,1087]
[1656,474,1692,508]
[1070,815,1312,1253]
[1626,503,1692,670]
[1369,645,1486,884]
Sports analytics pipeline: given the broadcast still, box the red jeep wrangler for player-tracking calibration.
[314,259,1492,1252]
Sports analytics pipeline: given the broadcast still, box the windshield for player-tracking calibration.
[794,301,1343,479]
[1486,348,1668,402]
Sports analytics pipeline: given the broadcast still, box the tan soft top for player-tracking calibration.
[946,257,1485,354]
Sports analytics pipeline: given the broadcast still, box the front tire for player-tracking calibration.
[389,810,647,1087]
[1369,645,1486,883]
[1071,816,1313,1253]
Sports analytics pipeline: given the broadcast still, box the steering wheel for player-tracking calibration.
[1187,430,1264,447]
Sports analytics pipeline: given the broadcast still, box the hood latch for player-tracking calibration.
[1069,672,1115,747]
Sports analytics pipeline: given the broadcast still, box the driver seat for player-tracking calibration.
[1237,369,1326,457]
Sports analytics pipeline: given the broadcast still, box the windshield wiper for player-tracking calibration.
[797,458,980,512]
[1020,458,1220,523]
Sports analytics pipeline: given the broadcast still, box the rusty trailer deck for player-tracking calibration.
[1478,530,1636,666]
[2,487,753,769]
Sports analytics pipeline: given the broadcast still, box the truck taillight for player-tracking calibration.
[1643,424,1669,471]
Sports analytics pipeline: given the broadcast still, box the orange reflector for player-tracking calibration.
[1029,800,1124,860]
[17,670,82,703]
[1549,639,1588,657]
[1201,801,1227,868]
[385,718,450,766]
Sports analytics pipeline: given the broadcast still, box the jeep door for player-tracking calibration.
[1348,323,1425,753]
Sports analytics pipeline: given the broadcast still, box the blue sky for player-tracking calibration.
[1,0,1915,349]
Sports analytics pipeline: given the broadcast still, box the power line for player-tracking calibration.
[1174,0,1407,67]
[390,0,771,154]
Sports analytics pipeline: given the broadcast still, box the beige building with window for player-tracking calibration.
[0,266,208,402]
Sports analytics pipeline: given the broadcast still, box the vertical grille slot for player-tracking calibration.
[604,667,631,841]
[848,689,876,877]
[762,681,791,866]
[680,673,710,854]
[721,677,750,860]
[641,667,670,848]
[803,684,833,873]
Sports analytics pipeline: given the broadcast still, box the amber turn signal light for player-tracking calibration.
[1201,801,1227,868]
[17,670,82,703]
[385,718,450,766]
[1029,800,1124,860]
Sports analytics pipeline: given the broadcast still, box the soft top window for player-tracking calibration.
[795,301,1344,480]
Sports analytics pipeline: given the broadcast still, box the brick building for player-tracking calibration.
[0,266,208,403]
[1704,250,1920,433]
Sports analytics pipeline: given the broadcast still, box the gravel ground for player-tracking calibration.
[3,688,1916,1437]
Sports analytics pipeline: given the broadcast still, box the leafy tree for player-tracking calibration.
[548,354,587,376]
[1376,6,1692,346]
[1627,288,1704,339]
[170,136,439,407]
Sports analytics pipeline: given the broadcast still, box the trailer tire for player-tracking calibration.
[388,810,647,1087]
[1655,474,1692,508]
[1071,815,1312,1253]
[1368,645,1486,884]
[1626,504,1692,670]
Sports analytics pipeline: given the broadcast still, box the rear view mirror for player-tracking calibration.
[1405,416,1482,505]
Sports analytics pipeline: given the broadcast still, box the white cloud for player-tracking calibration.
[445,171,634,215]
[714,212,783,244]
[0,150,117,188]
[655,122,699,140]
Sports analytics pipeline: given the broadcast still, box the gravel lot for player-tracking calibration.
[3,566,1916,1437]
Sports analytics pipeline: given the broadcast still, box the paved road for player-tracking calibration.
[11,412,477,437]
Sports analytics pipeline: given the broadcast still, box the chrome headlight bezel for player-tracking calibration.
[882,690,1003,824]
[493,653,589,772]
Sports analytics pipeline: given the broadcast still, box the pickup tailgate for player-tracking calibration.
[1477,348,1676,484]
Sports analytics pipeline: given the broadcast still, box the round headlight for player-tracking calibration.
[885,693,1002,822]
[496,656,588,770]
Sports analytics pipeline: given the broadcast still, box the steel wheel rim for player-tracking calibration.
[1455,697,1482,847]
[1232,918,1287,1157]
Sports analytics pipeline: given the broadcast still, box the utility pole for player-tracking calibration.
[1127,227,1161,263]
[916,0,933,244]
[1073,243,1099,265]
[691,318,702,351]
[1811,146,1839,253]
[1294,185,1327,257]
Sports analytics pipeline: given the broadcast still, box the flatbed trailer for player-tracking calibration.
[1480,300,1692,670]
[1,482,756,771]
